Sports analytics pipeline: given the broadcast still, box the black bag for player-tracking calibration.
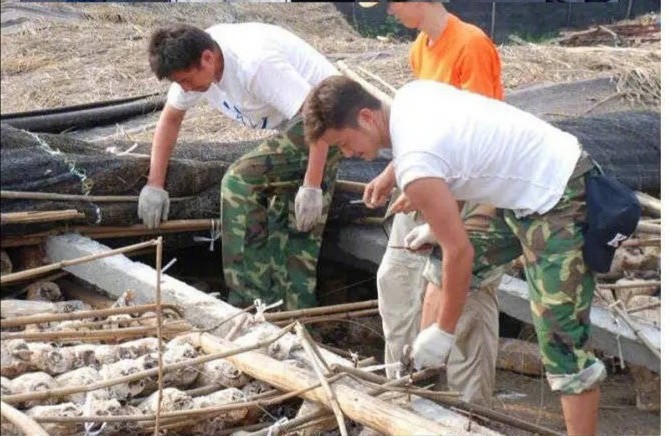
[583,171,641,273]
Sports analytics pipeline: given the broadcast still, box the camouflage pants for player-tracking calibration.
[220,119,341,310]
[424,154,606,394]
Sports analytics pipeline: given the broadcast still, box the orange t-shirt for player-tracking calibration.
[410,13,503,100]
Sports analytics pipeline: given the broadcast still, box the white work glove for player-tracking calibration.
[411,324,455,370]
[294,186,323,232]
[138,185,170,229]
[403,223,438,250]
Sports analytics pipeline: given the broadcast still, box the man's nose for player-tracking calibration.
[340,146,354,158]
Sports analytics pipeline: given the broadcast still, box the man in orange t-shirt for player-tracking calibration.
[361,1,505,407]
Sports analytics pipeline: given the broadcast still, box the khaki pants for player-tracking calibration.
[377,212,500,405]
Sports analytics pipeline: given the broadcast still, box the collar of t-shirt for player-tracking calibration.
[423,13,461,52]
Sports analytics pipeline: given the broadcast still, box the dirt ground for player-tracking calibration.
[0,0,659,145]
[0,1,661,434]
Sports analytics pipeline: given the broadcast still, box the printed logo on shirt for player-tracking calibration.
[222,100,269,129]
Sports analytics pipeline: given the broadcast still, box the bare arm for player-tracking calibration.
[147,104,186,187]
[303,139,329,188]
[404,177,474,333]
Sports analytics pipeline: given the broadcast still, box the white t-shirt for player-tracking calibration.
[391,80,581,217]
[166,23,338,130]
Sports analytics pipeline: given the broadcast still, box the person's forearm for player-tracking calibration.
[437,243,474,333]
[380,161,396,184]
[147,111,182,187]
[303,140,328,188]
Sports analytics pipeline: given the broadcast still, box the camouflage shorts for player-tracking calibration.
[220,119,341,310]
[424,154,606,394]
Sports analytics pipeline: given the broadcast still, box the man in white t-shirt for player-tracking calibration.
[302,77,604,436]
[141,23,340,309]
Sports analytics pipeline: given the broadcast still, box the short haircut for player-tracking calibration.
[303,76,382,144]
[148,24,217,80]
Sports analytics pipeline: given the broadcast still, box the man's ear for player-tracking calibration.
[200,49,215,69]
[357,107,375,129]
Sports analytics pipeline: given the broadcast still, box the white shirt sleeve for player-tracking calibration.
[166,82,203,111]
[394,151,449,191]
[248,55,312,120]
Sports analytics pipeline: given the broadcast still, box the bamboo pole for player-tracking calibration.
[154,237,164,436]
[296,324,348,436]
[0,401,49,436]
[597,280,660,290]
[275,308,379,327]
[0,239,158,286]
[192,332,455,435]
[635,192,660,216]
[636,221,661,234]
[0,220,214,248]
[0,210,86,225]
[621,238,661,247]
[337,61,394,107]
[0,319,191,342]
[0,303,182,328]
[1,323,296,405]
[0,190,192,203]
[355,67,398,96]
[626,301,661,314]
[612,301,660,359]
[74,220,214,238]
[264,300,378,321]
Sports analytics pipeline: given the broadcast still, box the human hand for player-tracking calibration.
[403,223,438,251]
[295,186,323,231]
[389,193,416,214]
[138,185,170,229]
[362,172,395,209]
[411,324,455,370]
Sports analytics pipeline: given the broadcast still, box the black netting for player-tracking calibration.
[0,109,660,236]
[553,111,660,193]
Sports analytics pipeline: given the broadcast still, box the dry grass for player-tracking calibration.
[0,3,660,143]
